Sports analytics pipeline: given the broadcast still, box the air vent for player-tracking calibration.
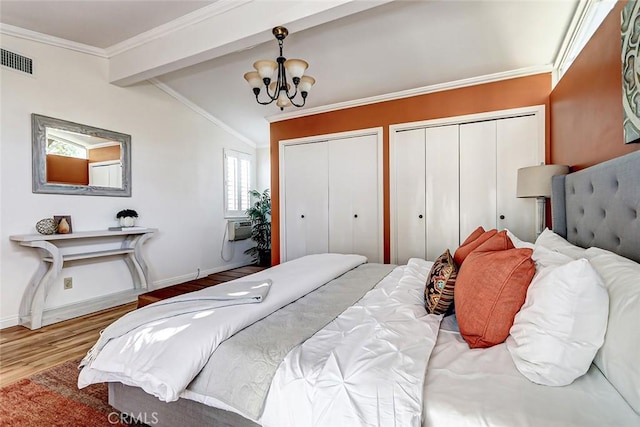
[1,48,33,75]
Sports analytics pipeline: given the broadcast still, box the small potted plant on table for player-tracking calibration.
[116,209,138,227]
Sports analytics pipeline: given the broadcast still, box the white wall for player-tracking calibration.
[0,35,257,328]
[256,146,271,193]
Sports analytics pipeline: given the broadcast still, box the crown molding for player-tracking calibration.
[552,0,593,85]
[0,23,107,58]
[267,65,553,123]
[149,78,257,148]
[1,0,253,59]
[552,0,616,86]
[105,0,253,57]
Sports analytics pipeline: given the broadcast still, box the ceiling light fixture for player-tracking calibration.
[244,26,315,110]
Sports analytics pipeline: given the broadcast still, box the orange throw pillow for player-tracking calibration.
[460,226,486,246]
[455,231,535,348]
[453,227,497,266]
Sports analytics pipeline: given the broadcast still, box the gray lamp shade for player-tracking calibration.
[517,164,570,198]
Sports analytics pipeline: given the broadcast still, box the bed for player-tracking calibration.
[80,150,640,426]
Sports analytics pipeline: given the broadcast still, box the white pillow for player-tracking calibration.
[505,229,535,249]
[405,257,434,283]
[585,247,640,414]
[506,258,608,386]
[535,228,587,259]
[531,244,574,272]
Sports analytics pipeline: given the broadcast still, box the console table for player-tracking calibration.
[10,228,156,329]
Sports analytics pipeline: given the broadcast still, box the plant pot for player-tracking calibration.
[257,250,271,267]
[119,216,137,227]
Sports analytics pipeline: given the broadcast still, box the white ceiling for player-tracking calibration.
[0,0,580,147]
[0,1,214,48]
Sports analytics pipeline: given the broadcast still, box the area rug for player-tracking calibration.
[0,359,143,426]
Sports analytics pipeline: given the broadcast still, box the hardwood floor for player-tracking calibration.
[0,302,136,387]
[0,265,267,388]
[137,265,267,307]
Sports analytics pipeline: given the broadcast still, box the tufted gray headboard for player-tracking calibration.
[551,150,640,263]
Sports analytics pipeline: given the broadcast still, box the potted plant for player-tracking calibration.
[244,189,271,266]
[116,209,138,227]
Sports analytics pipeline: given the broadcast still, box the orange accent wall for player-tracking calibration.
[88,145,121,163]
[46,154,89,185]
[550,2,640,170]
[271,73,552,265]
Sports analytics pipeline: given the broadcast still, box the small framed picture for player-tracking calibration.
[53,215,73,234]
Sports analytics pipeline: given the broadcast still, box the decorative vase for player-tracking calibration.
[35,218,57,235]
[119,216,136,227]
[57,218,70,234]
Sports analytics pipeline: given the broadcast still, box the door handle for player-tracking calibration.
[354,214,358,218]
[301,214,305,219]
[499,215,505,220]
[418,214,423,219]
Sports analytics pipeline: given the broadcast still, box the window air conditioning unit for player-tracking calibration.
[228,219,252,241]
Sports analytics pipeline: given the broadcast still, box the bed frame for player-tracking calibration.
[551,150,640,263]
[109,150,640,426]
[109,382,258,427]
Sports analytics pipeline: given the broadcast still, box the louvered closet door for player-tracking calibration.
[425,125,460,260]
[459,121,497,241]
[497,115,539,243]
[328,134,380,262]
[394,129,426,265]
[283,142,329,262]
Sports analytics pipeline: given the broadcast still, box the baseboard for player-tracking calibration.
[0,315,19,329]
[19,289,143,330]
[0,261,255,329]
[149,261,253,291]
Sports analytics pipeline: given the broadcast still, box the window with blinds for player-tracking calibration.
[224,149,252,217]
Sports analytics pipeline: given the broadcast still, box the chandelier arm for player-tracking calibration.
[254,93,275,105]
[264,82,279,101]
[286,85,299,100]
[289,97,306,108]
[264,67,281,101]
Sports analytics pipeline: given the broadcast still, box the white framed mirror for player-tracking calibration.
[32,114,131,197]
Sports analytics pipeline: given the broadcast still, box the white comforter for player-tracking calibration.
[261,258,443,427]
[78,253,367,402]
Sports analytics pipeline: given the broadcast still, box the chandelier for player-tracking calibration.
[243,26,315,110]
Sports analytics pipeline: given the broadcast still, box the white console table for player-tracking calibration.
[10,228,156,329]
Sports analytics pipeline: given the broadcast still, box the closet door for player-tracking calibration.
[393,129,426,265]
[459,121,497,241]
[328,134,381,262]
[283,142,329,261]
[425,125,460,260]
[497,115,539,243]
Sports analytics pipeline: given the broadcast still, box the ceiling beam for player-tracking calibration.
[108,0,392,86]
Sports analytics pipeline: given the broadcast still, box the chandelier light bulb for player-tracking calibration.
[243,71,262,89]
[253,60,277,82]
[298,75,316,95]
[284,59,309,82]
[276,92,292,108]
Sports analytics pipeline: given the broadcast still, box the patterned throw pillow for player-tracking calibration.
[424,250,458,315]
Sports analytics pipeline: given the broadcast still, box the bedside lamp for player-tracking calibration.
[517,164,569,237]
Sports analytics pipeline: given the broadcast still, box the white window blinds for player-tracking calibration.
[224,149,252,217]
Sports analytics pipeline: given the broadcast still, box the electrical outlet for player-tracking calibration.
[63,277,73,290]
